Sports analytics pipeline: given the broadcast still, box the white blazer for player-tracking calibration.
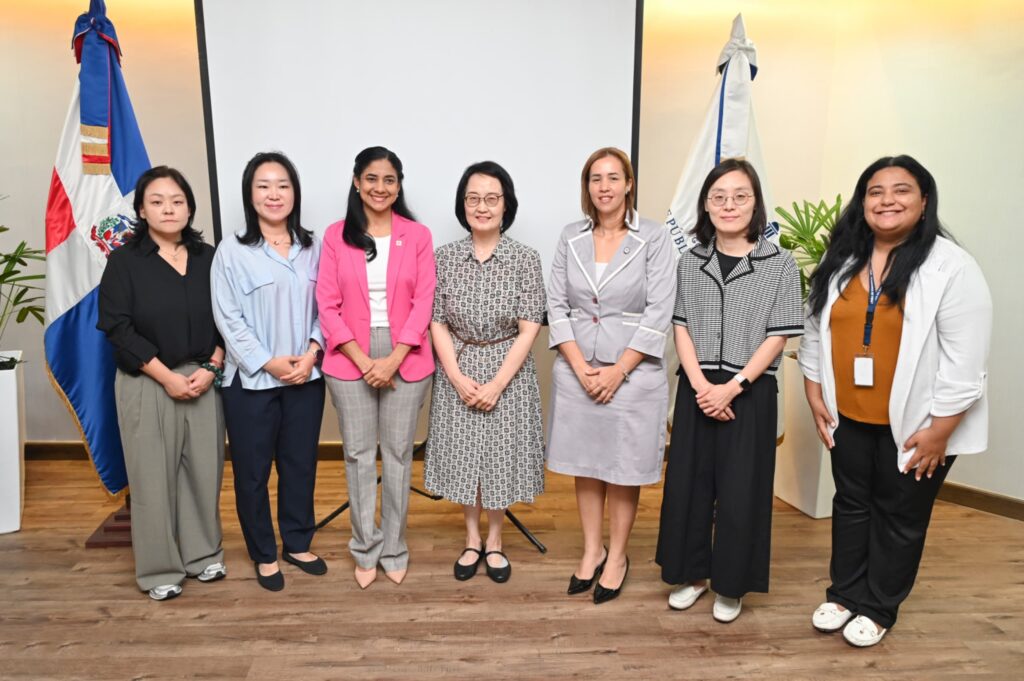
[799,237,992,470]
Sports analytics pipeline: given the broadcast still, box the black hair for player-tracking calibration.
[454,161,518,233]
[807,155,949,318]
[130,165,205,254]
[238,151,313,248]
[344,146,416,261]
[691,158,767,247]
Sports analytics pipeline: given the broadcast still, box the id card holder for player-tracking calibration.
[853,354,874,387]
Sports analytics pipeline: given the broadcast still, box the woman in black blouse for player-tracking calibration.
[98,166,227,601]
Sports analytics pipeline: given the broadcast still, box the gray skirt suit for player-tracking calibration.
[545,214,677,485]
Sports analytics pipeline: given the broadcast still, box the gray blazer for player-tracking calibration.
[547,213,677,364]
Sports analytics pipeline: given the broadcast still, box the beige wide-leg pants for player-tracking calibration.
[115,364,225,591]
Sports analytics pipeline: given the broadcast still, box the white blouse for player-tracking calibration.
[367,236,390,328]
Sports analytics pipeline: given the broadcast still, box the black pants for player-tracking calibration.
[827,415,954,629]
[221,378,325,564]
[656,370,778,599]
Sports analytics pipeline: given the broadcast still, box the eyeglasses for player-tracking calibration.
[464,193,503,208]
[706,192,752,208]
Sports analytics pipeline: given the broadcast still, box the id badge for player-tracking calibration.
[853,354,874,387]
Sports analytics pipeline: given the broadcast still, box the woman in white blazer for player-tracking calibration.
[799,155,991,648]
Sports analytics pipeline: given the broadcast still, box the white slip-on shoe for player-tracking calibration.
[148,584,182,601]
[196,562,227,583]
[812,602,854,633]
[842,615,888,647]
[712,595,742,623]
[668,583,708,611]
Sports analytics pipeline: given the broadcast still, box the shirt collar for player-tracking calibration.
[579,208,640,233]
[461,234,509,263]
[691,234,780,260]
[136,231,160,255]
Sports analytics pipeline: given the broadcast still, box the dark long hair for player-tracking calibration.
[691,158,766,246]
[454,161,519,233]
[238,151,313,248]
[806,155,949,318]
[344,146,416,261]
[130,166,205,254]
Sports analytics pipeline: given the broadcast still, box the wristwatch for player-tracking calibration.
[733,373,751,391]
[309,347,324,364]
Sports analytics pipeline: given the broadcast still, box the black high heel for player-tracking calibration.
[567,546,608,595]
[593,556,629,604]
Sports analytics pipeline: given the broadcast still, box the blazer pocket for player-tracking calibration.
[239,270,274,295]
[621,311,642,327]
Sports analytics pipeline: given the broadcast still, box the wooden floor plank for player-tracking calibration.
[0,460,1021,680]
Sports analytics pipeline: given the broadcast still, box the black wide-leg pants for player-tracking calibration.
[827,415,954,629]
[221,378,326,564]
[656,370,778,599]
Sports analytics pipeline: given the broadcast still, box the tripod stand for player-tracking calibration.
[315,440,547,553]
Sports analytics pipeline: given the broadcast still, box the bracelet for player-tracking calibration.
[200,362,224,388]
[620,367,631,382]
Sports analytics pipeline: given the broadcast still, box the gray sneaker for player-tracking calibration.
[196,562,227,583]
[148,584,182,601]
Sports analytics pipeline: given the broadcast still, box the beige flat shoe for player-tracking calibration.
[354,565,377,589]
[384,568,407,585]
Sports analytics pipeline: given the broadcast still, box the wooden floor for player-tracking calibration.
[1,461,1022,681]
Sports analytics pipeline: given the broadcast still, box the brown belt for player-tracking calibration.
[451,330,518,362]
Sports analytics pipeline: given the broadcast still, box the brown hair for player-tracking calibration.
[580,147,636,225]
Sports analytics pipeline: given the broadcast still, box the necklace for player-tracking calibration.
[263,232,291,246]
[159,246,183,262]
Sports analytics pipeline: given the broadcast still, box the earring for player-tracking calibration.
[356,188,360,193]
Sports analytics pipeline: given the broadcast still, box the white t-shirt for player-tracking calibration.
[595,262,609,283]
[367,236,390,327]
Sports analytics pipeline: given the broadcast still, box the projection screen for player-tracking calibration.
[198,0,641,269]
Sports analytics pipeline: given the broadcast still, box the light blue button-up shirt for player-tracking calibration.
[211,231,324,390]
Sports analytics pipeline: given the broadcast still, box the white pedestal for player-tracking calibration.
[774,352,835,519]
[0,350,26,533]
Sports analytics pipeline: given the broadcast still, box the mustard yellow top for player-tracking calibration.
[830,275,904,425]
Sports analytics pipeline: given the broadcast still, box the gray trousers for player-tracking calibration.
[115,365,225,591]
[325,328,429,571]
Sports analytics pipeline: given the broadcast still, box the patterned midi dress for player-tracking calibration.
[424,235,546,509]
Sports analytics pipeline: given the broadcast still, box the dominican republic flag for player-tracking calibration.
[44,0,150,494]
[663,14,778,258]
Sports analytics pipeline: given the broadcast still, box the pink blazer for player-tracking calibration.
[316,213,436,381]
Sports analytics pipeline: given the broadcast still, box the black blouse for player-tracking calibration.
[97,234,220,374]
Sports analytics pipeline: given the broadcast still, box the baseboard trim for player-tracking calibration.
[937,482,1024,522]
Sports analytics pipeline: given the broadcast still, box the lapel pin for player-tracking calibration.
[396,240,403,246]
[624,246,630,254]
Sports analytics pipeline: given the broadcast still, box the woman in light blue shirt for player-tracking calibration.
[212,151,327,592]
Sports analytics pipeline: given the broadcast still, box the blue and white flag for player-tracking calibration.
[44,0,150,495]
[664,14,778,257]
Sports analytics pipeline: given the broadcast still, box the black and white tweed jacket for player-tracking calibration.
[673,235,804,375]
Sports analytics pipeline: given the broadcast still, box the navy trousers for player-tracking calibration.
[221,378,325,564]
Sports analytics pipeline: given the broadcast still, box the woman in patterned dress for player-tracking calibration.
[425,161,546,583]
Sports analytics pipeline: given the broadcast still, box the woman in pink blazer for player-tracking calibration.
[317,146,436,588]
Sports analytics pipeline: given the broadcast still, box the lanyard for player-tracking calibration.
[862,259,883,349]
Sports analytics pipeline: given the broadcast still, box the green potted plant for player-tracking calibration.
[773,195,841,519]
[0,224,46,369]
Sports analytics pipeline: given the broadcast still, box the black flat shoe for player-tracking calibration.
[484,550,512,583]
[254,562,284,592]
[593,556,629,604]
[454,546,484,581]
[283,552,328,576]
[567,547,608,595]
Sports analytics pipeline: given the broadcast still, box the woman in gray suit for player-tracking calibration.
[546,147,677,604]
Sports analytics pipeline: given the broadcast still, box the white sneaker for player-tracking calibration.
[196,562,227,583]
[148,584,182,601]
[842,615,888,647]
[812,602,854,633]
[668,583,708,610]
[712,595,742,623]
